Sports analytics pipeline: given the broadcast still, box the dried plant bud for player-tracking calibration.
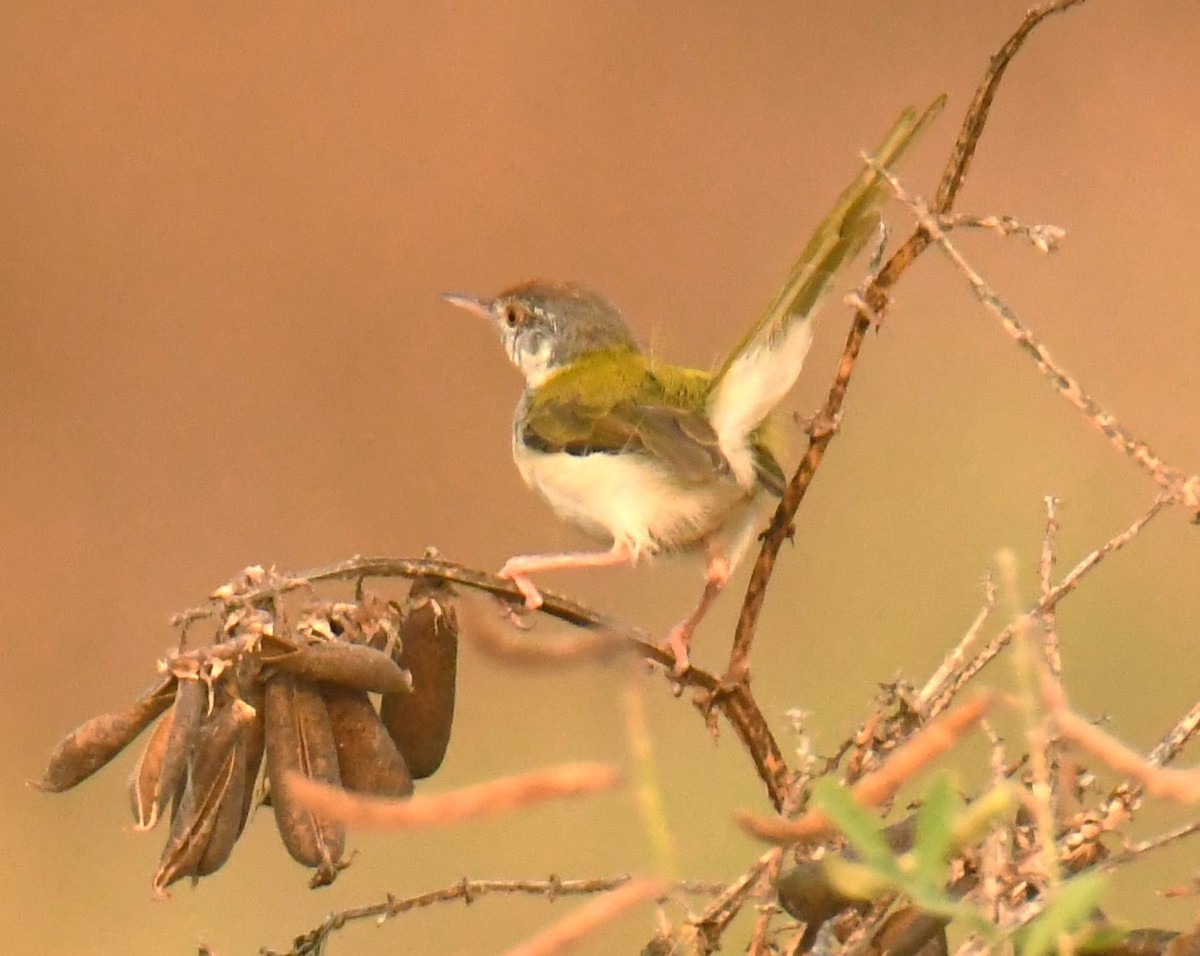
[263,673,345,886]
[129,707,177,830]
[380,577,459,779]
[262,640,411,696]
[152,698,257,894]
[34,675,177,792]
[322,685,413,798]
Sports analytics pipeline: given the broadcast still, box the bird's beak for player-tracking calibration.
[441,292,493,322]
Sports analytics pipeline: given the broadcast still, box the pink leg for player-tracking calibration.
[664,538,730,674]
[499,541,636,610]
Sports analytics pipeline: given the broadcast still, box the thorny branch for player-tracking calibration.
[723,0,1105,685]
[264,875,710,956]
[868,159,1200,513]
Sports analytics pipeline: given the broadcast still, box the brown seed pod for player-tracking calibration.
[128,707,177,830]
[262,640,411,696]
[151,698,256,895]
[155,676,207,824]
[380,577,459,779]
[237,677,267,831]
[322,685,413,798]
[34,674,177,793]
[263,672,345,886]
[195,703,256,877]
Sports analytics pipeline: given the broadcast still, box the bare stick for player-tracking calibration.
[725,0,1097,684]
[1038,496,1063,681]
[916,573,997,712]
[926,496,1170,718]
[263,875,697,956]
[937,213,1066,253]
[871,160,1200,512]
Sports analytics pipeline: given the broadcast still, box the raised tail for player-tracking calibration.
[707,96,945,486]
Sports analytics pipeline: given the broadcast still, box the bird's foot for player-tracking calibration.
[498,561,544,611]
[662,624,692,677]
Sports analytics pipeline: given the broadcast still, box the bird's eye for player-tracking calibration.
[504,305,520,328]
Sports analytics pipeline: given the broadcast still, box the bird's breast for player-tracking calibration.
[510,438,751,560]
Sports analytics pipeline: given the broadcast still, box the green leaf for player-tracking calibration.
[1019,872,1107,956]
[822,854,895,902]
[911,773,958,885]
[811,777,894,869]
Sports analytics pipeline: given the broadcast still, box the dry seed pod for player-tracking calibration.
[34,674,177,792]
[263,673,345,885]
[128,707,177,830]
[152,699,256,894]
[237,678,267,830]
[380,577,459,779]
[322,685,413,798]
[262,640,411,696]
[195,710,254,877]
[155,676,206,824]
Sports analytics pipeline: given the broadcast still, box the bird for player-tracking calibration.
[443,98,943,673]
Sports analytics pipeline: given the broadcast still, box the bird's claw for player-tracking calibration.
[498,563,544,611]
[663,626,692,677]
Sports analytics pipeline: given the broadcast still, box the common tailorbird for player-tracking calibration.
[445,98,943,672]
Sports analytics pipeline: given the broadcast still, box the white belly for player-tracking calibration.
[514,445,751,560]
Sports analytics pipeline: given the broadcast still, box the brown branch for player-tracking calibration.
[692,847,783,943]
[170,554,793,808]
[263,875,684,956]
[724,0,1094,685]
[933,0,1092,211]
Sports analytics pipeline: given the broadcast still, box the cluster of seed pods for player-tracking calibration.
[36,575,459,895]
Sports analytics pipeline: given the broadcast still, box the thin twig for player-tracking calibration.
[937,213,1066,253]
[1073,697,1200,849]
[692,847,782,943]
[724,0,1097,685]
[871,160,1200,512]
[926,496,1171,718]
[262,875,691,956]
[1105,817,1200,869]
[933,0,1091,210]
[1038,496,1063,681]
[916,573,997,713]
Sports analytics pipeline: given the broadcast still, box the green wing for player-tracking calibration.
[520,355,786,492]
[710,95,946,389]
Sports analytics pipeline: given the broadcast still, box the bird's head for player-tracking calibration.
[443,281,638,387]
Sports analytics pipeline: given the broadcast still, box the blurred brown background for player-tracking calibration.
[3,2,1198,953]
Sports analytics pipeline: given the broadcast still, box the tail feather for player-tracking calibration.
[707,96,945,487]
[708,318,814,487]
